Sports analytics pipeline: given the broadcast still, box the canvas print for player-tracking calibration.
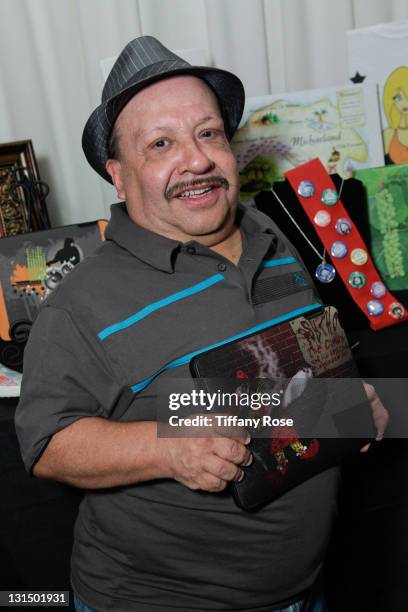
[381,66,408,164]
[0,220,106,342]
[231,83,384,200]
[347,21,408,163]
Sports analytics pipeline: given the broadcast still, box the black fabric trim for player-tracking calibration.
[253,271,310,306]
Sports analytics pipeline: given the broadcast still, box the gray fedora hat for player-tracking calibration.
[82,36,245,183]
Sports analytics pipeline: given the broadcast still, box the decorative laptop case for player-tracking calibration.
[190,305,374,510]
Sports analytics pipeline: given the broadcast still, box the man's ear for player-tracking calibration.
[106,159,126,200]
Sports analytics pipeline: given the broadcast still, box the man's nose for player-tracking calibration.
[176,139,215,175]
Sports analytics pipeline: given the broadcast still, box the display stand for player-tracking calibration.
[255,179,408,610]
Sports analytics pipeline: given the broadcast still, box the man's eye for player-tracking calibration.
[394,94,403,102]
[201,130,213,138]
[201,129,224,139]
[153,139,168,148]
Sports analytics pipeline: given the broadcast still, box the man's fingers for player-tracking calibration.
[162,429,252,493]
[360,443,371,453]
[363,382,389,441]
[241,452,253,467]
[373,405,389,441]
[363,382,376,401]
[183,455,246,492]
[190,473,229,493]
[204,454,245,483]
[212,437,252,467]
[213,422,251,445]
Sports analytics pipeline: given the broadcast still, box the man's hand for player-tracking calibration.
[159,427,252,492]
[32,417,252,490]
[360,382,389,453]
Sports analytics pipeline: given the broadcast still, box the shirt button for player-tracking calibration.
[217,263,227,272]
[186,246,196,255]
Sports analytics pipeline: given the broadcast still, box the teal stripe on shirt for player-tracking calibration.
[98,273,224,341]
[130,302,322,393]
[260,257,297,268]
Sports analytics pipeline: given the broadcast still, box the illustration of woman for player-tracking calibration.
[383,66,408,164]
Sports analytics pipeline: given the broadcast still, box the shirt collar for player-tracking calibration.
[236,202,276,237]
[105,203,181,273]
[104,202,276,272]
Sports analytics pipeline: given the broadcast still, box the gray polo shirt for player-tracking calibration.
[15,202,339,612]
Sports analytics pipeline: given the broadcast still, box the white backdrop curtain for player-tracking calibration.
[0,0,407,226]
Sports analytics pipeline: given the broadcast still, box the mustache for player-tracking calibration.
[166,176,229,200]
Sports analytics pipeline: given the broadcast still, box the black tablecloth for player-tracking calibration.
[325,322,408,611]
[0,398,81,610]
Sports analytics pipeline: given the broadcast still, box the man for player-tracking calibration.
[15,36,386,612]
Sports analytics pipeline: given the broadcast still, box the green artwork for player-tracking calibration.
[354,164,408,290]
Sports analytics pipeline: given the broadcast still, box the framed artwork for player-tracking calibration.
[0,140,50,236]
[231,83,384,201]
[0,219,107,371]
[347,21,408,164]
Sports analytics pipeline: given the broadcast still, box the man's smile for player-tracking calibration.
[166,175,229,200]
[177,186,213,198]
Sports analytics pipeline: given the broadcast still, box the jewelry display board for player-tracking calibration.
[283,159,407,330]
[255,169,406,331]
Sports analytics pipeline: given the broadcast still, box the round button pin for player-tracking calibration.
[330,241,348,259]
[370,281,387,298]
[350,248,368,266]
[315,263,336,283]
[321,188,339,206]
[314,210,331,227]
[335,218,352,235]
[366,300,384,316]
[349,271,366,289]
[297,180,315,198]
[389,302,405,320]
